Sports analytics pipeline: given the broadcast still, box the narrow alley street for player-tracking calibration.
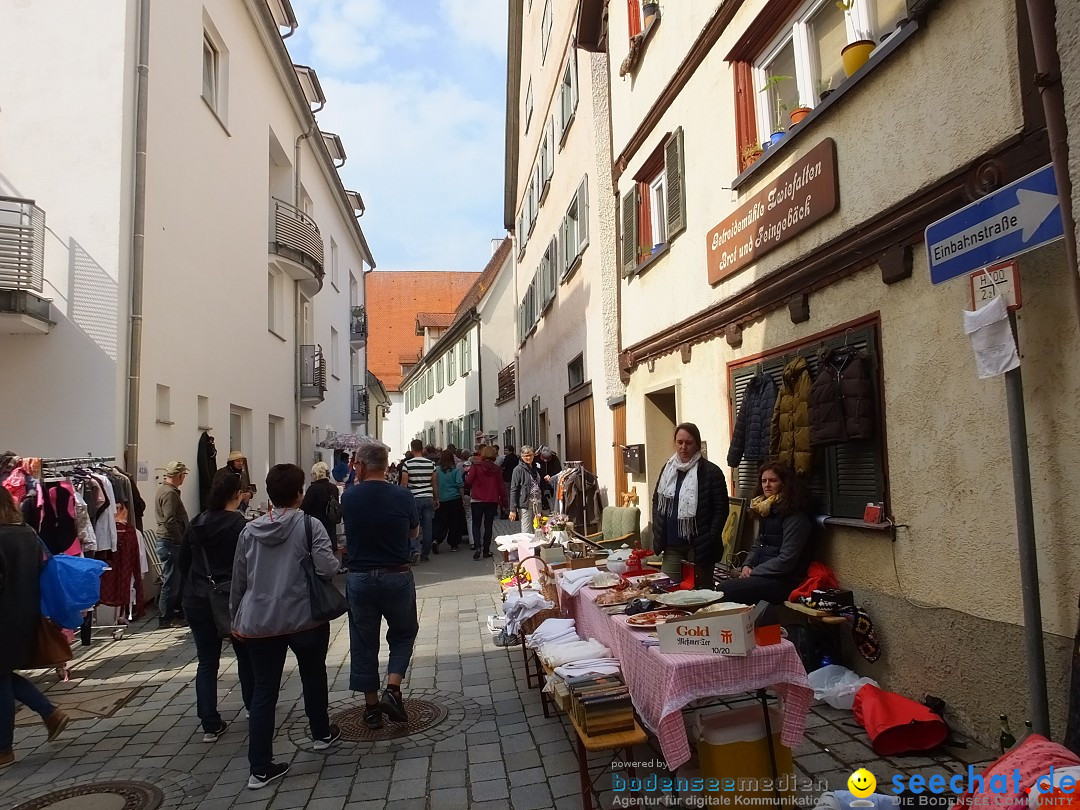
[0,517,994,810]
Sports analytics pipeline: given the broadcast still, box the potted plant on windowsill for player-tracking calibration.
[817,77,834,102]
[741,142,764,169]
[789,98,812,127]
[836,0,876,76]
[642,1,660,27]
[759,74,792,145]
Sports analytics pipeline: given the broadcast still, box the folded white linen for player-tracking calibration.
[557,567,601,596]
[527,629,580,649]
[503,590,554,635]
[553,658,622,678]
[539,638,612,668]
[526,618,579,648]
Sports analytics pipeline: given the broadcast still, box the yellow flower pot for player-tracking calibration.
[841,39,876,77]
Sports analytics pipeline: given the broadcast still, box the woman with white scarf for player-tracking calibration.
[651,423,729,588]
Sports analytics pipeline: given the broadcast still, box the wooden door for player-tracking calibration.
[564,396,596,472]
[612,401,627,506]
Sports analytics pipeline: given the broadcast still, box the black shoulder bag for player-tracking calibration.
[198,545,234,638]
[302,515,349,622]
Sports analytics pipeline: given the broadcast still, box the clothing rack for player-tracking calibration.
[558,461,600,535]
[37,456,129,646]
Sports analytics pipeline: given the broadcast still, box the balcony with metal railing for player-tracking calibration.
[0,197,53,333]
[351,385,368,422]
[350,305,367,346]
[300,344,326,403]
[269,197,324,295]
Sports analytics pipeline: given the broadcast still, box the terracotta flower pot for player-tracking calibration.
[789,106,811,126]
[841,39,876,77]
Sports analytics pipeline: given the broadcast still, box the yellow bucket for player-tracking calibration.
[695,705,796,802]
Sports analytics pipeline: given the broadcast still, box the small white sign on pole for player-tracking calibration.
[969,260,1022,312]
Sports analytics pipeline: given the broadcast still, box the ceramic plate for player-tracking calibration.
[589,574,622,589]
[653,590,726,609]
[624,609,690,629]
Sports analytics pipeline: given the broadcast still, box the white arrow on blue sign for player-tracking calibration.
[925,163,1064,285]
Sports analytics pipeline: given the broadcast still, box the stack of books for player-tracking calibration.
[566,673,635,735]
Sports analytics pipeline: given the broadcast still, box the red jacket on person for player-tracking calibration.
[465,460,503,503]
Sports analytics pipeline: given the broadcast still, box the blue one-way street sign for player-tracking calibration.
[925,163,1064,285]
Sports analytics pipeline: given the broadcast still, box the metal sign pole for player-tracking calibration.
[1005,311,1050,735]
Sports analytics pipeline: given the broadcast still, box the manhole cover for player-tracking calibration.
[13,781,163,810]
[332,698,449,741]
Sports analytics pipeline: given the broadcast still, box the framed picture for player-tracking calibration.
[721,496,750,564]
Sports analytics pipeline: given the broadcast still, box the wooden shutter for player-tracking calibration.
[627,0,641,37]
[578,177,589,252]
[620,187,638,276]
[665,127,687,240]
[546,117,555,185]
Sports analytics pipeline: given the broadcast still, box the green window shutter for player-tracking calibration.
[578,177,589,252]
[621,187,638,277]
[665,126,687,240]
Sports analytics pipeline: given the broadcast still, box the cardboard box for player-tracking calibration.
[656,605,757,656]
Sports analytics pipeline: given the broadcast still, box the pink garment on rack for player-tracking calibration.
[2,467,26,502]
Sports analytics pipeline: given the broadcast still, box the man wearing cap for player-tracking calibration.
[156,461,191,629]
[220,451,254,511]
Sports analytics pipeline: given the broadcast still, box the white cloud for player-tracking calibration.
[297,0,436,73]
[438,0,507,57]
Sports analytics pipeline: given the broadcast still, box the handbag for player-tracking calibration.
[26,615,73,668]
[301,515,348,622]
[198,545,233,638]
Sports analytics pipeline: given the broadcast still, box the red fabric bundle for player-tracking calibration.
[788,561,838,602]
[852,683,948,755]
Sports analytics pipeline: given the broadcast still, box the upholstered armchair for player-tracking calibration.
[574,505,641,550]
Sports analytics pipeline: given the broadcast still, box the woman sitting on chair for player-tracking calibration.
[721,462,813,605]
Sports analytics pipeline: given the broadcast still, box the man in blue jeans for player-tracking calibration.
[399,439,438,562]
[156,461,191,628]
[342,441,419,730]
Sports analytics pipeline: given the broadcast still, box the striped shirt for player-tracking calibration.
[402,456,436,499]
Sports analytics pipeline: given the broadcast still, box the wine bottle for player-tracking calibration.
[999,714,1016,753]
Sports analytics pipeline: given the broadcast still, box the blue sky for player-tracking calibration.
[288,0,508,271]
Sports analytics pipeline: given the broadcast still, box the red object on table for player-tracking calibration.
[678,559,695,590]
[625,547,651,575]
[567,582,813,770]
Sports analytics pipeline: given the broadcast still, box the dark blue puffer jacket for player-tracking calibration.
[727,374,778,468]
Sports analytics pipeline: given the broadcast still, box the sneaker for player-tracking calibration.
[379,688,408,723]
[482,551,493,558]
[202,720,228,742]
[247,762,289,790]
[409,552,420,564]
[364,705,383,729]
[431,543,440,555]
[312,724,341,751]
[473,550,481,560]
[44,709,70,742]
[0,749,13,768]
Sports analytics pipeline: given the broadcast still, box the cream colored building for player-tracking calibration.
[0,0,372,515]
[401,240,515,450]
[578,0,1077,742]
[504,0,623,519]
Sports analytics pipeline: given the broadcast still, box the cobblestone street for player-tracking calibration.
[0,519,994,810]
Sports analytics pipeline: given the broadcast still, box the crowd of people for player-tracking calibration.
[0,425,815,791]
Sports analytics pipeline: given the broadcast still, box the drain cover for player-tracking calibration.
[332,698,449,741]
[13,781,163,810]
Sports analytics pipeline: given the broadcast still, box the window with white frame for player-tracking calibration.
[267,269,284,336]
[538,120,554,201]
[201,21,228,122]
[524,79,534,134]
[648,173,667,248]
[540,0,553,62]
[620,129,687,277]
[330,327,340,378]
[558,54,578,143]
[752,0,906,145]
[330,237,339,288]
[436,357,445,392]
[447,346,456,384]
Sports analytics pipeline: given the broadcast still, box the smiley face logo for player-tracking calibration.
[848,768,877,798]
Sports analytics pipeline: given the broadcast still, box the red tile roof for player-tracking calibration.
[415,312,456,333]
[367,271,480,390]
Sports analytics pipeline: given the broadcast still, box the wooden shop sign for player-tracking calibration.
[706,138,839,285]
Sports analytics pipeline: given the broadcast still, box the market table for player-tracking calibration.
[559,583,814,770]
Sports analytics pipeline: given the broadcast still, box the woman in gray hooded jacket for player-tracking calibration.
[231,464,340,791]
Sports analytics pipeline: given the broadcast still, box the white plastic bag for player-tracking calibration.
[807,664,878,710]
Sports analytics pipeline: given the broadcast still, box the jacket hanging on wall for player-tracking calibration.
[770,357,813,475]
[727,373,778,468]
[197,431,217,512]
[809,347,875,446]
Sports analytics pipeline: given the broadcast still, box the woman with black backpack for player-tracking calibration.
[301,462,342,562]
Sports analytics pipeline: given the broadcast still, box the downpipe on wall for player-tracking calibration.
[124,0,151,471]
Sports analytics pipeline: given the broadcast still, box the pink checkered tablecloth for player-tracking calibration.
[560,583,813,770]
